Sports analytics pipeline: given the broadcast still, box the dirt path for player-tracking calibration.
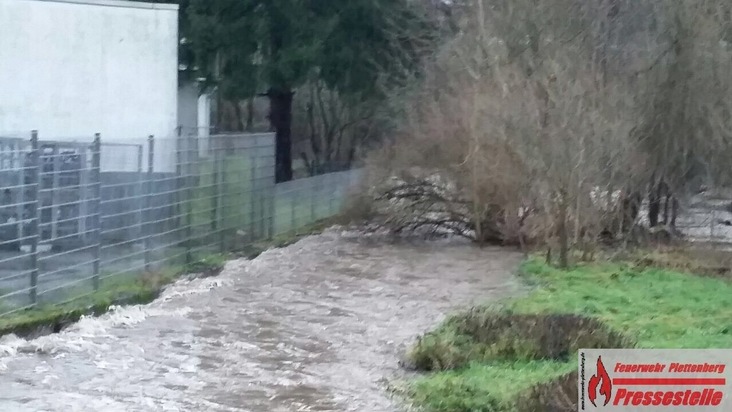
[0,229,522,412]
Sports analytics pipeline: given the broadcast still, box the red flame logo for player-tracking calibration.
[588,356,612,407]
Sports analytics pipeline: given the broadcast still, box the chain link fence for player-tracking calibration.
[675,192,732,246]
[0,132,361,318]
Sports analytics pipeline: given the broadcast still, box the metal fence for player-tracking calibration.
[0,132,361,317]
[675,196,732,246]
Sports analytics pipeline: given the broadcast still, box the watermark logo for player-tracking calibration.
[588,356,612,407]
[578,349,731,411]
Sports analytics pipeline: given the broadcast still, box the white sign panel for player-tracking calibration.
[578,349,731,411]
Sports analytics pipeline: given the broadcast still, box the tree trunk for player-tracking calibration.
[630,191,641,228]
[268,88,294,183]
[671,197,679,227]
[620,190,641,234]
[234,101,244,132]
[660,181,669,225]
[648,181,661,227]
[347,147,356,170]
[216,90,224,132]
[558,190,569,269]
[246,98,254,131]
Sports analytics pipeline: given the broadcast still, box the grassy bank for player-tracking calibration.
[0,219,337,339]
[404,258,732,412]
[0,253,228,338]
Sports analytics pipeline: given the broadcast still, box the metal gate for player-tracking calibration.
[38,141,92,247]
[0,136,94,251]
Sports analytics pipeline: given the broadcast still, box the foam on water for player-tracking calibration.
[0,270,233,361]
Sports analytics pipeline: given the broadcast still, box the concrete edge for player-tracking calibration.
[15,0,179,12]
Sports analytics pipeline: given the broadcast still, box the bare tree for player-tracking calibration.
[358,0,732,266]
[292,80,384,176]
[624,1,732,228]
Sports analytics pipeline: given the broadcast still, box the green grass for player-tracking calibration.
[409,361,573,412]
[511,260,732,348]
[405,258,732,412]
[183,253,229,275]
[0,279,155,337]
[0,253,229,337]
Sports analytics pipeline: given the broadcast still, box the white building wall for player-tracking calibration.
[0,0,179,172]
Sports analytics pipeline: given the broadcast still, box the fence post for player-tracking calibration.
[15,141,25,244]
[257,139,268,238]
[249,153,258,239]
[50,144,60,240]
[211,136,219,235]
[136,143,144,241]
[91,134,102,290]
[310,178,316,223]
[78,148,89,243]
[216,137,226,253]
[266,181,274,239]
[144,135,154,272]
[258,147,267,238]
[259,176,266,238]
[291,188,297,234]
[185,135,194,264]
[210,135,222,251]
[266,136,275,240]
[175,130,186,264]
[328,173,335,215]
[28,131,40,306]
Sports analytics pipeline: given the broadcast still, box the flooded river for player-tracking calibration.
[0,229,521,412]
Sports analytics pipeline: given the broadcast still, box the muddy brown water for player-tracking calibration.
[0,229,522,411]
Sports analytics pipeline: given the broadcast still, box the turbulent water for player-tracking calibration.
[0,229,521,412]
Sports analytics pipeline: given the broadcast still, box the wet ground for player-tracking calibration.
[0,229,522,412]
